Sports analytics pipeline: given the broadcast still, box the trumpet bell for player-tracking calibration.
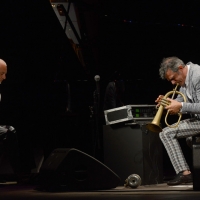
[146,123,162,133]
[146,84,187,133]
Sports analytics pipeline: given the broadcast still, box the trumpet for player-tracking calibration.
[146,84,187,133]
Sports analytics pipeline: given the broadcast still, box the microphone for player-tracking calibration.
[94,75,100,82]
[94,75,100,96]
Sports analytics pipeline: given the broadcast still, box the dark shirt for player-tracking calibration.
[103,81,124,110]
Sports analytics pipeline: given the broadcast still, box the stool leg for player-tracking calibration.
[192,136,200,191]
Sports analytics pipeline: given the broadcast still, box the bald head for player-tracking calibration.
[0,59,7,67]
[0,59,7,83]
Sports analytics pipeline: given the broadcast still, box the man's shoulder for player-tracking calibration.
[188,62,200,84]
[188,62,200,75]
[187,62,200,68]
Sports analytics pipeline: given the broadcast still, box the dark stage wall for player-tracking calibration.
[0,0,90,172]
[0,0,197,174]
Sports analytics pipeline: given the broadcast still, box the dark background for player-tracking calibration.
[0,0,199,177]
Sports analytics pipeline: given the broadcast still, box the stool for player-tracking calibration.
[192,134,200,191]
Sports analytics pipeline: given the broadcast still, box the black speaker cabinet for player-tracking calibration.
[103,123,163,186]
[37,148,120,191]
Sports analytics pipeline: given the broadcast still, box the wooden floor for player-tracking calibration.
[0,182,200,200]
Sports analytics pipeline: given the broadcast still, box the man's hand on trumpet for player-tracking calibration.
[155,95,182,114]
[165,98,182,114]
[155,95,164,106]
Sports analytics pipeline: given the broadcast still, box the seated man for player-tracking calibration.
[0,59,20,180]
[156,56,200,186]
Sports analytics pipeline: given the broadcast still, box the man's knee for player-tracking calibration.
[2,126,17,143]
[159,129,167,140]
[6,126,16,133]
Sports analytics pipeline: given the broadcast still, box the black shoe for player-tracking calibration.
[167,172,193,186]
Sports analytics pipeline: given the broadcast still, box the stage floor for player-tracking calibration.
[0,182,199,200]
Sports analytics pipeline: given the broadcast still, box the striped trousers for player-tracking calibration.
[159,118,200,174]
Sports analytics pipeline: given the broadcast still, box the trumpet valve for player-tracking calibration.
[160,98,170,107]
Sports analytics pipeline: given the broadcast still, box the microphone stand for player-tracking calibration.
[93,90,100,158]
[93,76,100,158]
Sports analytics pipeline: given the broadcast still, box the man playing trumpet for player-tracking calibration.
[156,56,200,186]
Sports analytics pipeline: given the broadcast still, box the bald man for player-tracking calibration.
[0,59,15,135]
[0,59,20,179]
[0,59,7,82]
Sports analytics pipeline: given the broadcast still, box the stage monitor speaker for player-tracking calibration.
[37,148,120,191]
[103,123,163,186]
